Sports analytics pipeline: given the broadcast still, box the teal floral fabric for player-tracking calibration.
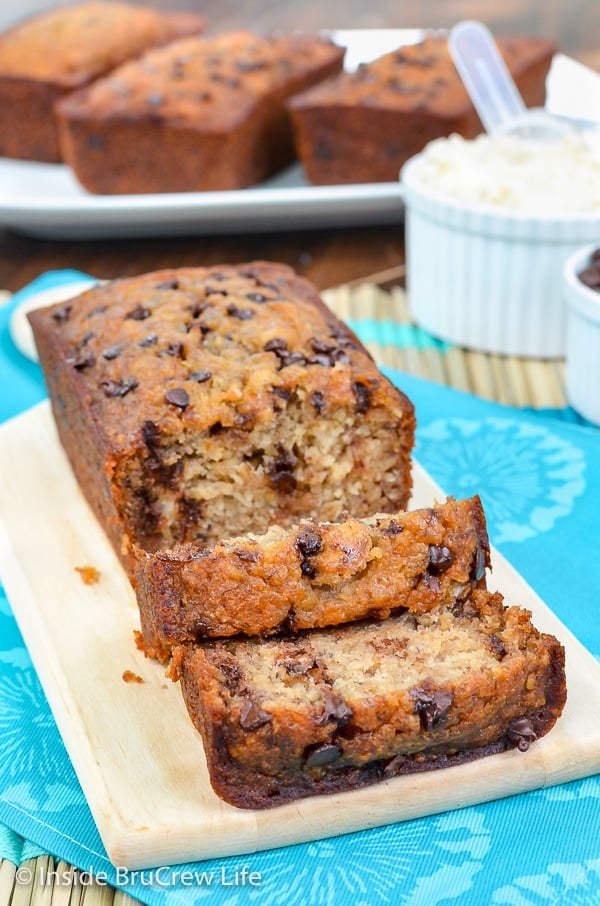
[0,272,599,905]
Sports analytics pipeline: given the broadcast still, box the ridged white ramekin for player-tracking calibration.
[564,244,600,425]
[401,154,600,358]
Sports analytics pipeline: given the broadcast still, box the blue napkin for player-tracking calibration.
[1,271,599,906]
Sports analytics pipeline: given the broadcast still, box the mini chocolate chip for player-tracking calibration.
[226,304,254,320]
[165,388,189,409]
[382,519,404,536]
[300,560,317,579]
[78,330,94,348]
[428,545,454,575]
[264,337,288,354]
[304,742,342,768]
[352,381,371,414]
[239,699,272,731]
[309,390,325,414]
[246,292,268,303]
[51,305,71,323]
[164,342,184,358]
[331,348,351,364]
[412,688,453,731]
[187,370,212,383]
[310,338,335,355]
[279,352,306,369]
[205,285,229,296]
[234,548,260,563]
[101,378,138,398]
[272,386,291,402]
[142,419,160,448]
[139,333,158,347]
[189,301,209,318]
[156,278,179,290]
[488,634,507,660]
[127,305,150,321]
[507,717,537,752]
[102,344,122,360]
[296,530,322,559]
[471,547,487,582]
[307,354,332,368]
[67,353,95,371]
[317,689,353,727]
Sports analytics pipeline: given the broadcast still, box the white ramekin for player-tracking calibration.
[564,244,600,425]
[401,154,600,358]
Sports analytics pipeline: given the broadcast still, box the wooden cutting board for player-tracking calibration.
[1,402,599,870]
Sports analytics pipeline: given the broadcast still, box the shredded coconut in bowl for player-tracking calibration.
[413,130,600,214]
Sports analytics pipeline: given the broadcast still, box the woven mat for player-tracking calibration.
[0,274,572,906]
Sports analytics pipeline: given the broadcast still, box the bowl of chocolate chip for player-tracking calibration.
[564,244,600,425]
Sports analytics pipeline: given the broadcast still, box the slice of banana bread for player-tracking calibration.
[134,496,490,657]
[28,262,415,578]
[173,589,566,809]
[0,2,206,162]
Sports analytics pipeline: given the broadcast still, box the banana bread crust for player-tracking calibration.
[28,262,415,578]
[288,34,556,185]
[134,496,490,656]
[55,31,345,193]
[0,2,206,162]
[174,590,567,809]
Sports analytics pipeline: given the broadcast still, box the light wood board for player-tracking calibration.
[1,402,599,870]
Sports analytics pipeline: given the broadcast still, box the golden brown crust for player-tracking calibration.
[134,496,490,655]
[289,34,556,184]
[0,2,206,162]
[177,589,567,809]
[29,262,415,578]
[55,31,345,193]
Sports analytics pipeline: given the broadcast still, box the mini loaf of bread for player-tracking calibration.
[55,31,345,193]
[173,588,566,809]
[28,262,415,578]
[0,2,206,162]
[288,34,556,184]
[134,496,490,658]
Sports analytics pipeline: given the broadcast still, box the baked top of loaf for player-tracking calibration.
[0,2,206,87]
[174,588,566,809]
[29,262,410,454]
[57,30,345,128]
[288,34,556,118]
[134,496,490,649]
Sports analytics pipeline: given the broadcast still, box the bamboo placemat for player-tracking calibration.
[0,272,574,906]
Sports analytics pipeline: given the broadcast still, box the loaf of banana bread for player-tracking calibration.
[28,262,415,578]
[173,588,566,809]
[134,496,490,658]
[0,2,206,162]
[288,34,556,184]
[55,30,345,193]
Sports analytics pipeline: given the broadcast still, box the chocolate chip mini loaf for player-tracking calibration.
[28,263,415,578]
[134,496,490,658]
[172,588,566,809]
[0,1,206,162]
[288,34,556,184]
[55,30,345,193]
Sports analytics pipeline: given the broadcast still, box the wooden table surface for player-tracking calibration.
[0,0,598,295]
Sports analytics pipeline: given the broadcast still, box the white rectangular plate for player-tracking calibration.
[0,29,596,240]
[1,402,600,869]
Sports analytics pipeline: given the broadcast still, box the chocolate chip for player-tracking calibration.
[309,390,325,414]
[127,305,150,321]
[78,330,94,348]
[234,548,259,563]
[139,333,158,347]
[246,292,268,303]
[67,352,95,371]
[488,634,507,660]
[205,285,229,296]
[165,388,189,409]
[352,381,371,414]
[51,305,71,323]
[471,547,487,582]
[304,742,342,768]
[279,352,306,369]
[316,689,353,727]
[272,387,291,402]
[239,699,272,731]
[300,560,317,579]
[102,344,122,360]
[156,278,179,290]
[220,660,243,692]
[507,717,537,752]
[264,338,288,354]
[382,519,404,536]
[428,545,454,575]
[310,338,335,355]
[307,354,332,368]
[412,688,453,731]
[178,497,203,530]
[187,370,212,383]
[147,91,164,107]
[267,446,297,493]
[226,304,254,320]
[101,378,138,398]
[236,59,269,72]
[142,419,160,449]
[164,342,184,358]
[189,301,209,318]
[296,530,322,559]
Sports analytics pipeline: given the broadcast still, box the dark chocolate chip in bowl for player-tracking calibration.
[127,304,151,321]
[428,544,454,575]
[239,699,272,731]
[101,378,138,398]
[507,717,537,752]
[165,388,190,410]
[187,369,212,383]
[102,344,122,360]
[304,742,342,768]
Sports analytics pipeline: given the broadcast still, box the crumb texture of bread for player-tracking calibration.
[55,31,345,193]
[28,262,415,579]
[0,2,206,162]
[134,496,490,652]
[288,34,556,184]
[176,589,567,809]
